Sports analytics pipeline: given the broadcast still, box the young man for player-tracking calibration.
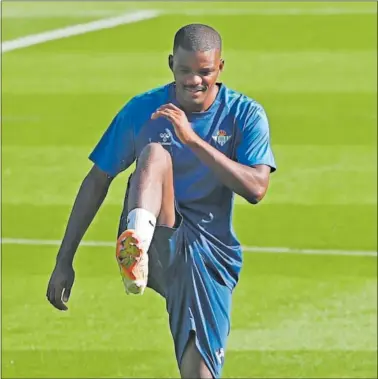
[46,24,276,378]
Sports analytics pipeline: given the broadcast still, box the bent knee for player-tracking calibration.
[139,143,172,168]
[141,142,170,159]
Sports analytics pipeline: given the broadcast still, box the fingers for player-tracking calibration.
[151,103,182,120]
[62,287,71,303]
[53,287,68,311]
[46,264,75,311]
[151,109,171,119]
[160,103,181,111]
[47,282,68,311]
[151,109,178,122]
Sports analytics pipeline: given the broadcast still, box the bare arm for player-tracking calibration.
[56,164,113,264]
[188,138,271,204]
[152,103,272,204]
[47,164,113,310]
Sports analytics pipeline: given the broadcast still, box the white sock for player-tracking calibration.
[127,208,156,254]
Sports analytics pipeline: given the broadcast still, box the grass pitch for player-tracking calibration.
[2,2,377,378]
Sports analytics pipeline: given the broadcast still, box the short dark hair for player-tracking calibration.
[173,23,222,53]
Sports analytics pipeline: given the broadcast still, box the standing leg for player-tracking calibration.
[180,333,213,379]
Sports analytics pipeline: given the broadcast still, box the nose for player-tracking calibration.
[186,73,202,87]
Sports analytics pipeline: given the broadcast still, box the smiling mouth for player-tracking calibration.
[184,88,206,98]
[184,87,205,93]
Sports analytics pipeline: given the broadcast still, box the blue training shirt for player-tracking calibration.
[89,82,276,290]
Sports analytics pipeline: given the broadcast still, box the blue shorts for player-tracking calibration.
[118,176,232,378]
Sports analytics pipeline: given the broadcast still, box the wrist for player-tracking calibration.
[56,251,74,266]
[186,133,202,148]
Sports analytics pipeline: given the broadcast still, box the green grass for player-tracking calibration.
[2,1,377,378]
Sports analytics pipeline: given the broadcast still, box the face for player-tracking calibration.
[169,46,224,112]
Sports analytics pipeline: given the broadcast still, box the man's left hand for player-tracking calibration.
[151,103,198,145]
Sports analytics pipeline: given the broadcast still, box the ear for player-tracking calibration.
[219,59,225,72]
[168,55,174,71]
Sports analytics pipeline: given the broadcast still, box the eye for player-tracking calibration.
[199,70,212,76]
[179,68,191,74]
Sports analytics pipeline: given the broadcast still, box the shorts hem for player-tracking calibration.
[177,327,219,379]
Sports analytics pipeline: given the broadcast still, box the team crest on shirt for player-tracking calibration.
[212,130,231,146]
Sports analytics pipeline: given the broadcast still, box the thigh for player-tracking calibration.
[180,332,213,379]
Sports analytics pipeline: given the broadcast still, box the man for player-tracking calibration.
[46,23,276,378]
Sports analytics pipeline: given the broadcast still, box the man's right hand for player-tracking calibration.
[45,165,112,311]
[46,261,75,311]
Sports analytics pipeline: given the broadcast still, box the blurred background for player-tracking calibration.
[2,1,377,378]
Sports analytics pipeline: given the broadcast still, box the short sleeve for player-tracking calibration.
[236,106,276,172]
[89,103,136,177]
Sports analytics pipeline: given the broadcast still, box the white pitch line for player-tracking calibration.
[1,238,376,257]
[242,245,377,257]
[1,10,161,53]
[3,7,376,19]
[178,8,377,16]
[2,7,374,54]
